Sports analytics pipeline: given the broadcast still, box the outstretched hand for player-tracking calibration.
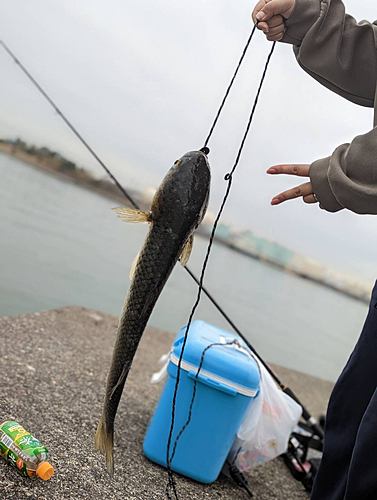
[267,164,319,206]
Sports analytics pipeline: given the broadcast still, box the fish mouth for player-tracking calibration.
[199,147,210,156]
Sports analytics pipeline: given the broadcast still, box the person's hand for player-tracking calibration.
[252,0,296,41]
[266,164,320,206]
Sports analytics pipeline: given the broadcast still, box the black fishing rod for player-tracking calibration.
[186,265,324,440]
[0,39,228,333]
[0,38,323,443]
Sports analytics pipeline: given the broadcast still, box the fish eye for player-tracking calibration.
[174,160,181,166]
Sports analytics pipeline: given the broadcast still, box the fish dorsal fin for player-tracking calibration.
[129,252,140,280]
[112,207,151,223]
[179,235,194,267]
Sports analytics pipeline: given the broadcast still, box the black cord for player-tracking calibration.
[203,24,257,149]
[0,40,139,211]
[0,38,248,363]
[2,34,324,496]
[165,40,276,499]
[169,341,236,465]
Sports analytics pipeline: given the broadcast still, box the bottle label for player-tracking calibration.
[0,421,49,477]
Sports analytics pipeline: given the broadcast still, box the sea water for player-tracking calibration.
[0,152,369,382]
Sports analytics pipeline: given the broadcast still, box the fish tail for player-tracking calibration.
[94,414,114,475]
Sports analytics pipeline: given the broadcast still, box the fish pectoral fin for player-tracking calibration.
[129,252,140,280]
[112,207,152,223]
[179,235,194,267]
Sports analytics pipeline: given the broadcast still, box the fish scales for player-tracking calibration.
[95,151,211,473]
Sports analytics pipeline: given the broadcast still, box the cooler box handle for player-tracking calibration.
[188,370,237,397]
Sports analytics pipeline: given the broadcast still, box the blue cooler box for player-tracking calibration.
[143,320,260,483]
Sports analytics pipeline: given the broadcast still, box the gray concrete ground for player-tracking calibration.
[0,307,334,500]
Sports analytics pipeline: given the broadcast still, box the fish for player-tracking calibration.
[94,150,211,473]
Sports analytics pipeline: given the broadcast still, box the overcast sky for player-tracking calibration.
[1,0,377,284]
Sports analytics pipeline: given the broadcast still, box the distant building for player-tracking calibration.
[287,254,326,280]
[234,231,294,267]
[215,223,231,240]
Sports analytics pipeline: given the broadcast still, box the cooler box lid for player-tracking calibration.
[171,320,260,396]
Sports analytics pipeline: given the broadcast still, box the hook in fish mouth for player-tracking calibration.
[199,147,210,156]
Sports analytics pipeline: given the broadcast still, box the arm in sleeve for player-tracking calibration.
[282,0,377,107]
[281,0,377,214]
[310,128,377,214]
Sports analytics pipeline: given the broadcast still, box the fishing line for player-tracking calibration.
[0,40,139,211]
[186,257,324,441]
[167,340,238,497]
[203,23,257,149]
[169,340,261,467]
[0,38,245,355]
[0,38,283,386]
[1,33,323,494]
[165,40,277,500]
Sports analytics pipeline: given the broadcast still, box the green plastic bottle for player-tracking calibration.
[0,421,54,480]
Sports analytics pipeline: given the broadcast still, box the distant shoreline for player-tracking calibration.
[215,237,370,305]
[0,143,141,207]
[1,143,370,305]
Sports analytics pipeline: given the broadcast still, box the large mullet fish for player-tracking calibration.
[95,150,211,473]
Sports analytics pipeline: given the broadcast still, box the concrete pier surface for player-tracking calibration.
[0,307,334,499]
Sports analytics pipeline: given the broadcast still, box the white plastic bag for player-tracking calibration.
[231,359,302,471]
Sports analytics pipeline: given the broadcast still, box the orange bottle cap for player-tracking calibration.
[36,461,54,481]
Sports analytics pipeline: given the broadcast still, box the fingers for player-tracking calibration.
[256,16,285,40]
[267,164,310,177]
[267,164,319,206]
[256,0,279,22]
[255,0,296,22]
[256,20,270,32]
[255,13,284,31]
[252,0,295,41]
[271,182,314,205]
[266,29,286,41]
[303,194,317,204]
[252,0,267,24]
[265,15,285,28]
[252,1,287,41]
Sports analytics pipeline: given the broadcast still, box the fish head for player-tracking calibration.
[151,150,211,235]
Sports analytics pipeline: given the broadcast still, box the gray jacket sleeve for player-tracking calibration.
[281,0,377,214]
